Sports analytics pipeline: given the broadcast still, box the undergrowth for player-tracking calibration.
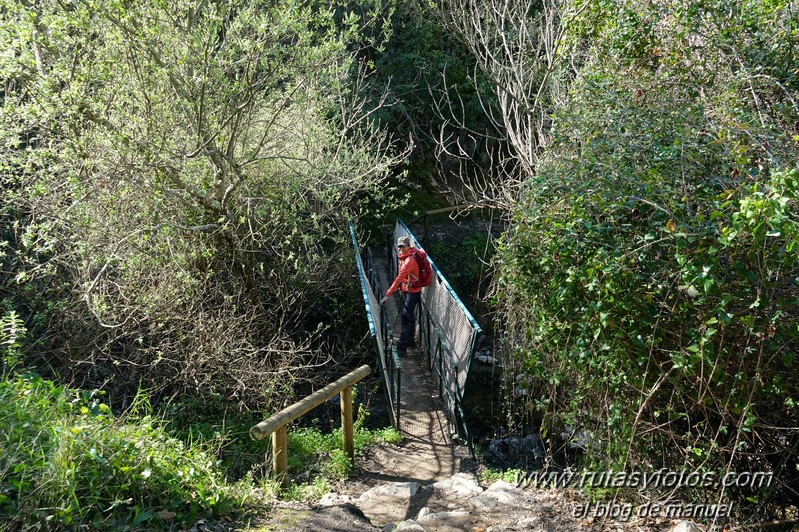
[161,392,267,482]
[0,371,263,530]
[0,310,403,528]
[162,396,403,503]
[282,406,403,501]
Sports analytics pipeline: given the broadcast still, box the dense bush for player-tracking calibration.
[0,0,404,409]
[0,370,257,530]
[495,0,799,517]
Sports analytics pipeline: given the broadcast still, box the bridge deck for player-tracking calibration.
[371,251,465,475]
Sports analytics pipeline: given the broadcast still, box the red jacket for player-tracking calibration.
[386,248,422,296]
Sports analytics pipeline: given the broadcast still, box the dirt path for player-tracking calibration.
[341,346,474,498]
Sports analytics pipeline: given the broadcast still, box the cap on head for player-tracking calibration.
[396,236,411,248]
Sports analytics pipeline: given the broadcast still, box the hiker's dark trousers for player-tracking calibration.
[398,291,421,350]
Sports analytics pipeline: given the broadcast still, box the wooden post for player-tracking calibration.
[249,365,371,489]
[272,426,288,488]
[340,386,354,462]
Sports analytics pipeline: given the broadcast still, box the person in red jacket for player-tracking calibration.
[381,236,422,355]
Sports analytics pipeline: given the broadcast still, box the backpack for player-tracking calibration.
[410,249,432,288]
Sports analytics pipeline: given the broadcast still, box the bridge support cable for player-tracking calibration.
[349,223,402,431]
[392,219,482,456]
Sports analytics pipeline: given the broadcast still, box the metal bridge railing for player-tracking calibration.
[391,218,482,454]
[350,223,401,431]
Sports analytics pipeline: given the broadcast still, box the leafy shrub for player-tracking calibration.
[0,0,402,415]
[0,372,259,530]
[495,0,799,517]
[479,467,525,486]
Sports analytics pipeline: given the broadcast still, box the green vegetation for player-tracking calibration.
[160,393,269,482]
[1,310,402,528]
[1,0,798,526]
[369,0,498,183]
[0,0,408,523]
[479,467,525,486]
[0,372,256,529]
[493,0,799,516]
[284,419,402,501]
[0,0,403,409]
[0,366,403,528]
[1,314,252,529]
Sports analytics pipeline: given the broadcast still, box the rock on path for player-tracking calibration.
[354,472,581,531]
[249,472,702,532]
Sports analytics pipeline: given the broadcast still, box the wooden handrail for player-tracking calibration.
[249,364,372,487]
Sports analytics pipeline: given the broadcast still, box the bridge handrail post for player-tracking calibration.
[341,386,354,460]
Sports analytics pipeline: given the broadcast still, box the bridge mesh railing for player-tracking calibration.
[349,223,401,430]
[392,219,482,452]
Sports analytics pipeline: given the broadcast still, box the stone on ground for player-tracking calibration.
[358,481,420,525]
[671,521,703,532]
[431,472,483,497]
[393,520,426,531]
[471,480,527,510]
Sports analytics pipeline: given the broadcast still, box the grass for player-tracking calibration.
[281,406,403,501]
[0,371,404,528]
[160,387,404,501]
[479,467,526,486]
[0,372,264,530]
[160,392,268,482]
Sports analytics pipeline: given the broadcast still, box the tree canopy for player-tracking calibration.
[1,0,406,404]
